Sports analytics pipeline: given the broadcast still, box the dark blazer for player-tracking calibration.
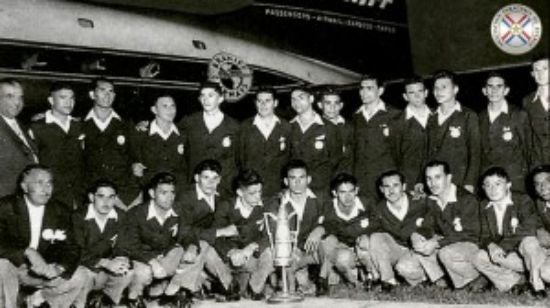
[376,195,430,247]
[523,92,550,166]
[391,112,430,188]
[117,202,181,264]
[352,105,400,197]
[478,105,531,192]
[129,124,188,187]
[81,115,138,204]
[423,186,480,247]
[479,194,538,252]
[30,118,85,208]
[211,198,269,260]
[427,106,480,187]
[176,187,221,248]
[178,113,239,198]
[72,206,127,270]
[0,117,37,197]
[288,117,344,193]
[535,199,550,232]
[0,194,79,277]
[238,118,291,199]
[264,191,326,250]
[322,196,379,246]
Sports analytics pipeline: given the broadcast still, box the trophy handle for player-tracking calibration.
[263,213,276,252]
[288,212,300,248]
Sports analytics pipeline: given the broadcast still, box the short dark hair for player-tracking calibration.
[194,159,222,176]
[49,82,73,94]
[0,78,21,88]
[18,164,52,186]
[359,74,384,88]
[485,71,507,86]
[234,169,263,192]
[377,170,406,188]
[90,77,114,90]
[291,85,314,96]
[283,159,308,178]
[481,166,510,183]
[527,164,550,193]
[403,75,425,89]
[149,172,176,190]
[330,173,357,192]
[255,86,277,99]
[88,179,118,195]
[319,86,342,101]
[200,81,223,95]
[531,54,549,64]
[425,160,451,175]
[433,70,458,86]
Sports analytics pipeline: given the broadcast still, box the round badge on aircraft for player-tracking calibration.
[491,4,542,55]
[208,52,253,103]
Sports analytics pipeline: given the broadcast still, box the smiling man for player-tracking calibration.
[0,164,85,308]
[478,72,531,193]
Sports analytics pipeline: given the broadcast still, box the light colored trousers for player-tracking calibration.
[369,232,431,286]
[128,246,184,299]
[474,236,546,291]
[319,235,359,285]
[72,265,134,307]
[437,242,480,289]
[164,241,233,295]
[0,259,88,308]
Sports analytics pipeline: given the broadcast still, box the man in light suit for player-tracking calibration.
[0,78,38,197]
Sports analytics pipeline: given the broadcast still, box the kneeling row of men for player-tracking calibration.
[2,159,550,307]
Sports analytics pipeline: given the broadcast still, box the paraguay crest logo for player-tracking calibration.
[208,52,253,103]
[491,4,542,55]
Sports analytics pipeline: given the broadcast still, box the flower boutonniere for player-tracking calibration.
[42,229,66,243]
[453,217,463,232]
[510,217,519,234]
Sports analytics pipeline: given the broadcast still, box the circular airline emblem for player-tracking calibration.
[208,52,253,103]
[491,4,542,55]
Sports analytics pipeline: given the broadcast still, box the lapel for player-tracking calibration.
[502,205,515,236]
[0,117,37,155]
[485,205,498,237]
[14,195,31,246]
[430,112,452,151]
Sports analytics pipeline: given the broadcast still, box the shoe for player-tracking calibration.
[217,281,240,302]
[363,278,375,291]
[250,290,266,301]
[126,297,146,308]
[434,278,449,289]
[175,291,193,308]
[467,276,490,293]
[509,283,529,295]
[380,281,396,293]
[315,278,329,297]
[532,289,548,299]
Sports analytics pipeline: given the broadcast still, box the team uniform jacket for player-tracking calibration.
[81,113,138,204]
[352,105,400,197]
[238,117,291,199]
[322,196,379,246]
[523,92,550,166]
[534,199,550,233]
[479,194,538,252]
[0,194,79,277]
[422,187,480,247]
[479,105,531,191]
[376,195,430,247]
[117,202,182,264]
[391,111,430,188]
[129,123,188,186]
[427,105,480,188]
[210,198,269,260]
[288,116,344,194]
[178,113,239,198]
[30,117,85,208]
[72,206,127,270]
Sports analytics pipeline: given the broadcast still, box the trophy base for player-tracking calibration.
[267,292,304,304]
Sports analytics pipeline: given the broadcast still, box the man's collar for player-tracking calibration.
[203,110,223,119]
[85,108,121,122]
[253,114,280,126]
[84,203,118,221]
[45,110,73,131]
[488,100,509,116]
[325,115,346,125]
[149,120,180,138]
[533,85,548,102]
[195,184,218,201]
[234,197,263,211]
[436,101,462,115]
[429,183,458,205]
[24,195,45,209]
[356,100,387,115]
[290,112,324,126]
[405,104,431,120]
[281,188,316,204]
[486,193,514,210]
[333,196,364,220]
[146,201,177,221]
